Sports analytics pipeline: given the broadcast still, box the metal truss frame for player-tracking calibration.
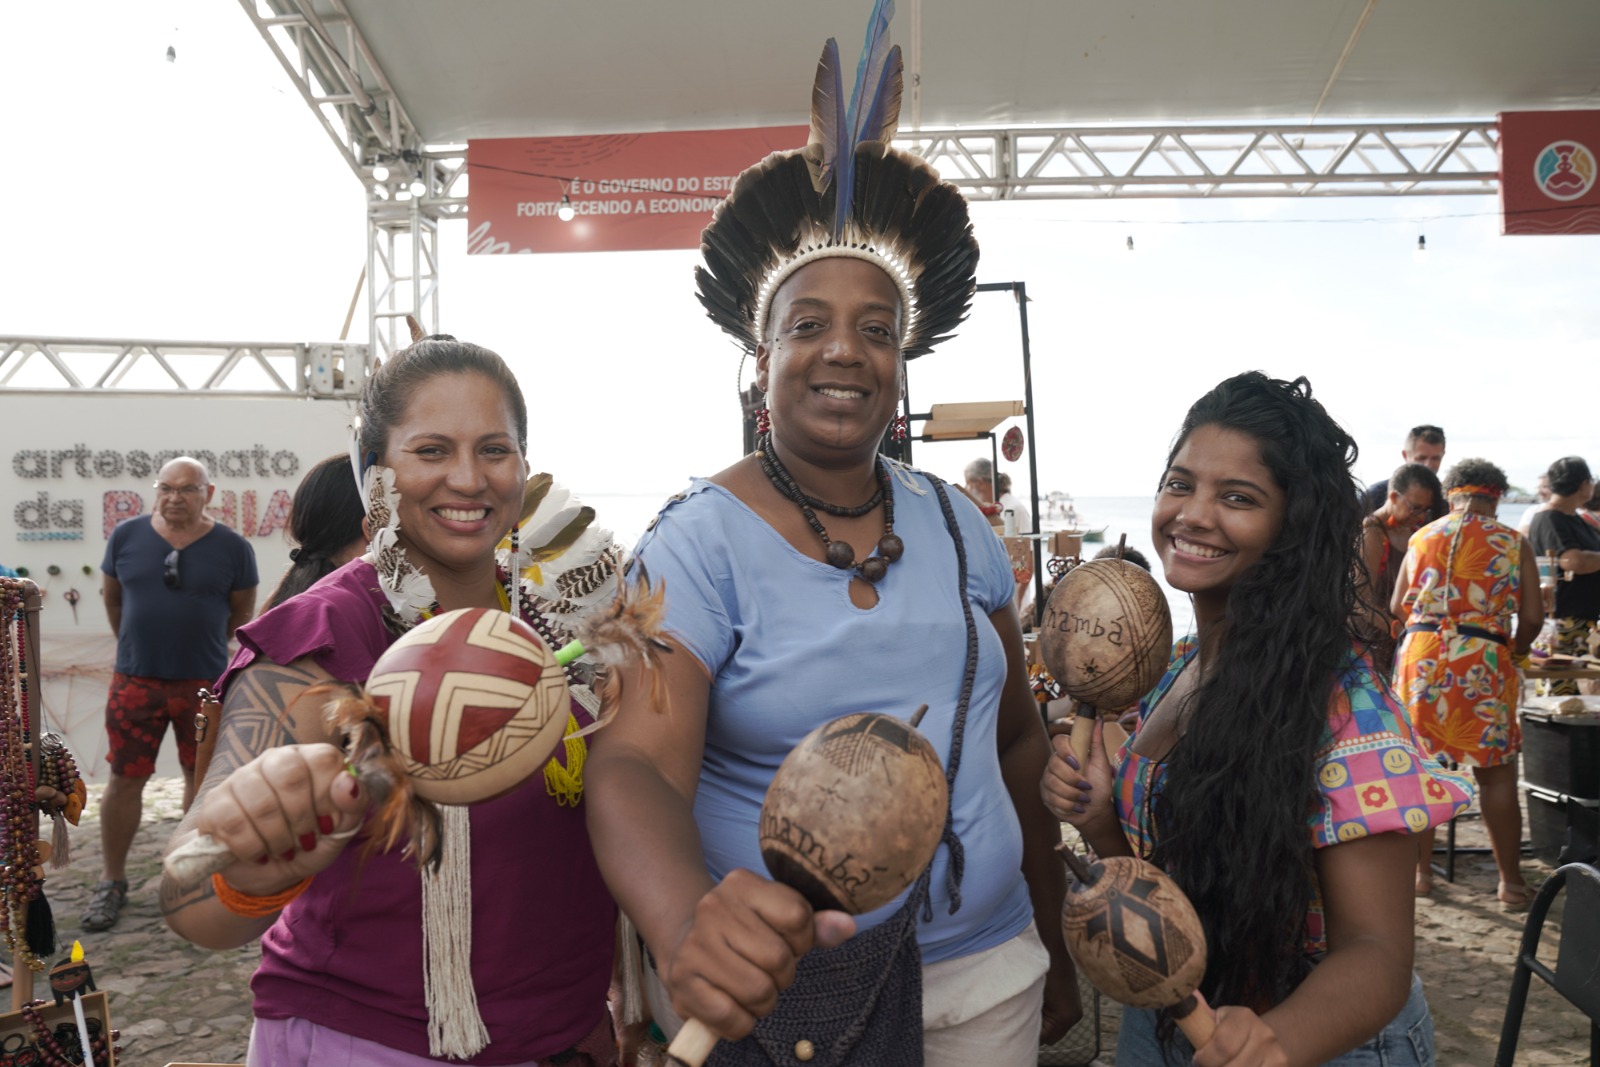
[898,122,1500,199]
[406,122,1499,214]
[0,337,368,398]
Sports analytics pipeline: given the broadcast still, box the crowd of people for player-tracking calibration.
[45,10,1583,1067]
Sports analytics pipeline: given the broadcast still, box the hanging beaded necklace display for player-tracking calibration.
[0,581,45,973]
[20,999,120,1067]
[755,432,904,582]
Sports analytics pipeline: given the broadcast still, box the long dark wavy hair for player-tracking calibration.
[1149,371,1366,1018]
[261,454,367,612]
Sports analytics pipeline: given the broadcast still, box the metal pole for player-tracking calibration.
[1014,282,1045,624]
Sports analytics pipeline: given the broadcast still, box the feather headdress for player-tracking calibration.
[696,0,977,360]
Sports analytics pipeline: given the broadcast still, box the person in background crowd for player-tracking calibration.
[965,457,1034,534]
[1045,372,1471,1065]
[1358,462,1443,667]
[260,453,368,613]
[1390,459,1542,907]
[1362,424,1446,512]
[1527,456,1600,696]
[89,456,258,931]
[1517,474,1553,535]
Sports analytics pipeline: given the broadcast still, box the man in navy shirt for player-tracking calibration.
[87,457,257,930]
[1361,424,1446,511]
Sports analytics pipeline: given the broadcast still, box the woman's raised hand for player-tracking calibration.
[193,743,368,895]
[1042,717,1118,837]
[663,868,856,1041]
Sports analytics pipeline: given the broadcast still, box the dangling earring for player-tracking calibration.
[890,414,909,442]
[755,407,772,435]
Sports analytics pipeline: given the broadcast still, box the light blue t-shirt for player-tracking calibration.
[632,470,1034,964]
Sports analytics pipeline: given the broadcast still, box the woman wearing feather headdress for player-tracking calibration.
[585,4,1081,1064]
[161,332,629,1065]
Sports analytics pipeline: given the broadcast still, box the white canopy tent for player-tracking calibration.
[234,0,1600,357]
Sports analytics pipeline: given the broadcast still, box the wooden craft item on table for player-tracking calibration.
[668,707,949,1067]
[1059,848,1214,1050]
[0,990,115,1067]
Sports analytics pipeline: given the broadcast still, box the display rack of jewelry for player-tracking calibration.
[0,578,44,1009]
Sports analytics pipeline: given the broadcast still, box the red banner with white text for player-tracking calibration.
[1499,110,1600,235]
[466,127,808,254]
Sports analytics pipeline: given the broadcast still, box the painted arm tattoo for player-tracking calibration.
[159,657,333,919]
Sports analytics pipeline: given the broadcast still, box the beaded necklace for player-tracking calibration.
[0,580,45,972]
[19,999,120,1067]
[755,432,904,583]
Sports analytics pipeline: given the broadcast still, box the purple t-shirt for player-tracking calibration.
[216,559,615,1064]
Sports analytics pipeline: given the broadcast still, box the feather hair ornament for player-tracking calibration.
[697,0,974,361]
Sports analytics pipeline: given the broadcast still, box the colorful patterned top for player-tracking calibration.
[1113,637,1473,959]
[1394,512,1524,767]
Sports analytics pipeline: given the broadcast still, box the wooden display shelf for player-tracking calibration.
[920,400,1025,440]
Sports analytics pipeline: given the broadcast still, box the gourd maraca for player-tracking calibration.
[1059,847,1215,1049]
[165,607,580,887]
[1037,541,1172,760]
[667,707,948,1067]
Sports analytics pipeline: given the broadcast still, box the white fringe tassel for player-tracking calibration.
[422,805,490,1059]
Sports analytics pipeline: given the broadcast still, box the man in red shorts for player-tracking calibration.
[89,457,257,931]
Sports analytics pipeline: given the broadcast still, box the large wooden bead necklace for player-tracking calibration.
[0,581,45,972]
[756,432,904,582]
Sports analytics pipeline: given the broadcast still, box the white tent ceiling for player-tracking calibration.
[338,0,1600,143]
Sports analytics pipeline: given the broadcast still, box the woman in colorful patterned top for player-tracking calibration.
[1042,372,1472,1067]
[1391,458,1543,907]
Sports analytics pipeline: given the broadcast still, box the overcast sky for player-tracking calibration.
[4,0,1597,502]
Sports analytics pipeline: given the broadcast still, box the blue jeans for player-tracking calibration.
[1116,973,1434,1066]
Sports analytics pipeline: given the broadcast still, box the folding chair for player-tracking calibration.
[1493,862,1600,1066]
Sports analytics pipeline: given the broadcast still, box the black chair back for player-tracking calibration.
[1494,862,1600,1066]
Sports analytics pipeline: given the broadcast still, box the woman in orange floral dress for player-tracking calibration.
[1392,458,1544,906]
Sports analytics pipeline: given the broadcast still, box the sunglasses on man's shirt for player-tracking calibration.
[163,549,181,590]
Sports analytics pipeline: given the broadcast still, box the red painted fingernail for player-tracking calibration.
[256,855,270,865]
[318,815,334,835]
[300,833,317,852]
[280,849,296,861]
[345,776,360,800]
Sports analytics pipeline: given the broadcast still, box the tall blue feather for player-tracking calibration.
[834,0,895,240]
[855,43,904,148]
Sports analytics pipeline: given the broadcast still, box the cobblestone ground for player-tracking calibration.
[32,779,1595,1067]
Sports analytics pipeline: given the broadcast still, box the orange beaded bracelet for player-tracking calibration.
[212,872,312,918]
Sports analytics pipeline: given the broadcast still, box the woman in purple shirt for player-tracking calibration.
[161,334,619,1066]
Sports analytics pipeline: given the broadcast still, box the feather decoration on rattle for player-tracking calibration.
[163,571,670,888]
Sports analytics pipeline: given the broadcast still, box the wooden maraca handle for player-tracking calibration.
[666,1018,718,1067]
[1068,708,1096,764]
[1171,991,1217,1050]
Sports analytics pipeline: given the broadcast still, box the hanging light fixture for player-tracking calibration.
[1125,235,1135,252]
[372,163,390,182]
[409,178,426,198]
[557,194,576,222]
[1414,234,1428,261]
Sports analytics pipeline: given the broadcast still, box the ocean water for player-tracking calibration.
[587,490,1537,642]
